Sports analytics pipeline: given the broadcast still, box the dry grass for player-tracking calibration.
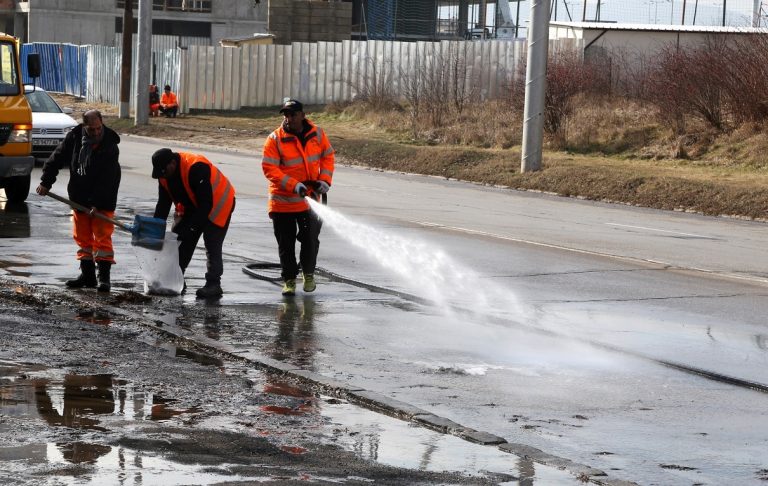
[51,93,768,221]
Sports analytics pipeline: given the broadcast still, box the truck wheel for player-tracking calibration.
[3,174,31,203]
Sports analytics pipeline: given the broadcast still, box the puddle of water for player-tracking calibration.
[0,362,201,431]
[0,442,275,486]
[260,380,317,416]
[0,258,33,277]
[75,308,113,326]
[257,380,579,484]
[319,398,579,484]
[0,201,31,238]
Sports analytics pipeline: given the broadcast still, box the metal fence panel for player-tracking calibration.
[24,38,583,113]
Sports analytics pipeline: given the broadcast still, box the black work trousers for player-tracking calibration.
[271,209,322,281]
[178,203,234,285]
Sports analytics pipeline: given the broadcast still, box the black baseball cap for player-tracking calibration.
[151,148,175,179]
[279,99,303,114]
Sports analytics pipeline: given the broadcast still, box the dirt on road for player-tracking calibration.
[0,278,514,485]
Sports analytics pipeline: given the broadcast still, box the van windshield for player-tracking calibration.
[0,42,20,96]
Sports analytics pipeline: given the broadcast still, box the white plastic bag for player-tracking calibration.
[133,232,184,295]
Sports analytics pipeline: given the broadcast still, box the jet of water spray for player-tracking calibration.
[308,199,528,321]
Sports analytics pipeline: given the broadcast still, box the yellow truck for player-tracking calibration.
[0,32,39,203]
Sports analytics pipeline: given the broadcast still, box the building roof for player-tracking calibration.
[549,21,768,34]
[219,33,275,43]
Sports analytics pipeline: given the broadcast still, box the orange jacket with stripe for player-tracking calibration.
[159,152,235,227]
[262,119,335,213]
[160,91,178,107]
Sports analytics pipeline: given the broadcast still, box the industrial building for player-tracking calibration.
[0,0,520,47]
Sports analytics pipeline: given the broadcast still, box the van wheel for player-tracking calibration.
[3,174,31,203]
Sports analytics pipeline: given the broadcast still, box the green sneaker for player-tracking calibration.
[302,273,316,292]
[281,279,296,296]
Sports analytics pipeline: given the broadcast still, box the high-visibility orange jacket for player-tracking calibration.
[160,91,178,107]
[159,152,235,227]
[262,119,334,213]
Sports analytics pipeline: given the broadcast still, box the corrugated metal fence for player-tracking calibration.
[20,38,581,113]
[180,38,581,111]
[87,45,181,106]
[21,43,88,96]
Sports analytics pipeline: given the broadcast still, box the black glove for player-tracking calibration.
[172,219,197,242]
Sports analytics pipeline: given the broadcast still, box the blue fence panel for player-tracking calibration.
[21,42,87,97]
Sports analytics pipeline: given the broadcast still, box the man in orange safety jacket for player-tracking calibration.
[151,148,235,298]
[262,98,334,296]
[159,84,178,117]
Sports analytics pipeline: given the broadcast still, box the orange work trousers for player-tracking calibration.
[72,210,116,264]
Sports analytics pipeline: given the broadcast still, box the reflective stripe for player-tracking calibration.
[320,168,333,177]
[307,153,321,163]
[280,174,291,190]
[321,147,335,157]
[269,193,305,203]
[269,133,278,140]
[94,250,114,258]
[211,170,223,193]
[262,156,280,165]
[317,128,324,142]
[282,156,304,167]
[210,182,233,222]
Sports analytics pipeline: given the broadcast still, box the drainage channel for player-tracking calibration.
[55,275,634,486]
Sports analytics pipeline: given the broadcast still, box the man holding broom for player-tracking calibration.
[36,109,121,293]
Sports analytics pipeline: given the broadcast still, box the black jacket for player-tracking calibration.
[40,124,121,211]
[154,162,213,233]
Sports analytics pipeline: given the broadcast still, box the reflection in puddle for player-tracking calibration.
[75,308,112,326]
[271,297,319,368]
[1,362,201,437]
[0,201,31,238]
[320,398,578,484]
[0,258,32,277]
[261,380,316,416]
[0,442,272,485]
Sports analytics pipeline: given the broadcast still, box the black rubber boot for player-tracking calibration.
[66,260,97,288]
[196,281,223,299]
[97,261,111,293]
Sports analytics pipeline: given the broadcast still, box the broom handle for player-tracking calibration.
[46,191,133,232]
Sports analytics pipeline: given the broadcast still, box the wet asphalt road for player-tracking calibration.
[2,135,768,485]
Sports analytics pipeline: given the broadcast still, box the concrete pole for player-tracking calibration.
[520,0,550,173]
[119,0,133,119]
[134,0,151,126]
[753,0,762,27]
[582,0,587,21]
[722,0,727,26]
[478,0,487,38]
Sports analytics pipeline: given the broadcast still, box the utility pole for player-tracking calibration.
[119,0,133,119]
[753,0,761,27]
[520,0,550,173]
[134,0,151,126]
[722,0,727,26]
[478,0,487,38]
[582,0,587,21]
[682,0,687,24]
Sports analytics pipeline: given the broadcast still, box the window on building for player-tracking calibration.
[116,0,211,13]
[115,17,211,38]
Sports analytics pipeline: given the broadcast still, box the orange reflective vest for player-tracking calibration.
[159,152,235,227]
[262,119,335,213]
